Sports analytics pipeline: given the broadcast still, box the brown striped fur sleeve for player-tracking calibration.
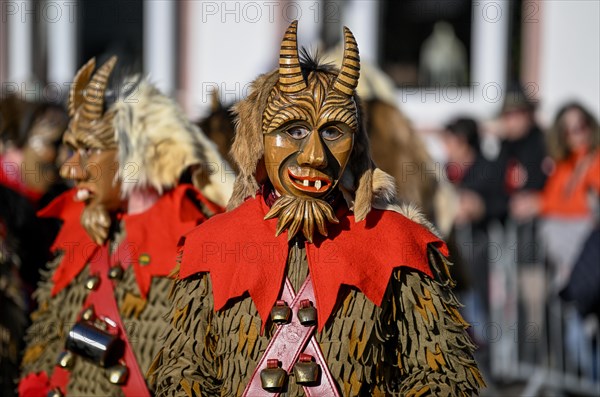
[21,254,72,377]
[395,247,486,396]
[148,272,216,397]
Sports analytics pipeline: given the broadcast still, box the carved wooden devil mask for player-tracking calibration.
[263,21,361,242]
[60,56,122,244]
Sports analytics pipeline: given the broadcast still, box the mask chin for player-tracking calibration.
[264,194,340,243]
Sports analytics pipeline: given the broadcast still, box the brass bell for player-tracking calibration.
[81,306,95,321]
[293,353,320,385]
[270,300,291,324]
[260,359,287,392]
[297,299,317,326]
[108,265,124,280]
[85,275,100,290]
[107,363,129,385]
[57,350,75,369]
[47,388,64,397]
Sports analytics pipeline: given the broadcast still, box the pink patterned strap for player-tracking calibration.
[85,245,151,397]
[242,275,340,396]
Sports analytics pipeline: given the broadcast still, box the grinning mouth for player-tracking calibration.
[287,169,332,193]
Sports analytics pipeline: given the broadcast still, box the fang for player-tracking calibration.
[303,179,309,187]
[76,189,89,201]
[314,180,322,190]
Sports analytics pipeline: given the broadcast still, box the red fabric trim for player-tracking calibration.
[48,366,70,395]
[179,194,447,331]
[38,185,216,297]
[122,184,211,298]
[37,189,99,296]
[18,371,51,397]
[83,246,151,396]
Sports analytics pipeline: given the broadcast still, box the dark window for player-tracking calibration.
[379,0,473,87]
[507,0,524,85]
[78,0,143,72]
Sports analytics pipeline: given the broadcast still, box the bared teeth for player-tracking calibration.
[76,189,90,201]
[290,171,329,191]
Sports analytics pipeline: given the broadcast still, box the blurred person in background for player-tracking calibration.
[560,225,600,381]
[442,117,503,373]
[496,84,548,361]
[511,102,599,282]
[499,84,548,218]
[0,185,35,397]
[444,118,505,225]
[0,96,69,208]
[0,95,69,289]
[512,102,599,378]
[0,96,68,397]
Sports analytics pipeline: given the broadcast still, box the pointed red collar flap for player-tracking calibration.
[179,194,447,331]
[122,185,212,298]
[39,185,215,297]
[37,189,99,296]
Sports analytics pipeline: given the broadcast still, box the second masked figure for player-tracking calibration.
[19,56,231,396]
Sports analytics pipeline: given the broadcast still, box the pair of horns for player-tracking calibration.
[279,20,360,96]
[68,56,118,119]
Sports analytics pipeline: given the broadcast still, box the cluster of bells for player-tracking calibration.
[261,299,319,391]
[48,265,127,397]
[49,265,320,394]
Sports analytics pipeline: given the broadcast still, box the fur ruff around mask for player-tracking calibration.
[112,79,233,207]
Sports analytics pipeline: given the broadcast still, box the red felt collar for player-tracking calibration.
[39,184,216,297]
[179,193,447,331]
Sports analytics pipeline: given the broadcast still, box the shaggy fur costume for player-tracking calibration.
[148,41,485,394]
[19,61,226,396]
[21,233,171,396]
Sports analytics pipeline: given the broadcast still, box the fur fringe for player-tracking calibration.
[112,79,233,207]
[228,72,279,210]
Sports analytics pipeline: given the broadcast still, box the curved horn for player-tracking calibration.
[332,27,360,96]
[81,55,117,122]
[278,20,306,94]
[210,87,221,113]
[68,58,96,117]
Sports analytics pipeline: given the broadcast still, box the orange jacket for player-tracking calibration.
[541,149,600,217]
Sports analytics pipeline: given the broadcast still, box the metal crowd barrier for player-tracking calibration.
[486,219,600,396]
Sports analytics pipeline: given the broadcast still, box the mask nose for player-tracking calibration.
[297,131,328,169]
[59,151,86,181]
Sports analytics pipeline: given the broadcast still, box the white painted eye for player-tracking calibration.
[321,127,343,141]
[286,126,310,140]
[79,147,102,158]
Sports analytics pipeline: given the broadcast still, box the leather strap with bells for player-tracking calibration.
[243,275,340,396]
[49,244,150,396]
